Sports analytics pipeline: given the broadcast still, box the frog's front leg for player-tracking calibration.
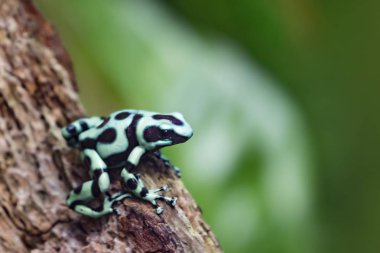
[153,151,182,177]
[62,116,104,148]
[122,147,177,214]
[67,149,124,217]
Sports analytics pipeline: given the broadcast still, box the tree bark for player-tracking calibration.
[0,0,221,252]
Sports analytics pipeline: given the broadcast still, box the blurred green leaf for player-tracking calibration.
[37,1,317,252]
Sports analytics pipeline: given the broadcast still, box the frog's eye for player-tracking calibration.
[162,129,170,138]
[143,126,163,142]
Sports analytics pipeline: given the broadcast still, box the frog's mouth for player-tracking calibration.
[168,131,193,144]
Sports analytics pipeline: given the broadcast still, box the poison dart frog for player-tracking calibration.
[62,109,193,218]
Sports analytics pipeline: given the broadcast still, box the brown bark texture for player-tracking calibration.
[0,0,221,252]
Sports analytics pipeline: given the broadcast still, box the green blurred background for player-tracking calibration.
[36,1,380,252]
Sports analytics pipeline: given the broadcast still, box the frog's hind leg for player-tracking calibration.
[71,191,132,218]
[67,180,114,218]
[121,168,177,215]
[66,149,127,218]
[61,116,104,148]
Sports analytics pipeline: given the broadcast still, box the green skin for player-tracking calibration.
[62,110,193,218]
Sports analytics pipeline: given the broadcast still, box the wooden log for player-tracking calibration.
[0,0,221,252]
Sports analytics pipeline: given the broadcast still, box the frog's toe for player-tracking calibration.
[169,197,177,207]
[112,208,121,216]
[153,184,169,193]
[158,195,177,207]
[173,166,181,178]
[156,206,164,215]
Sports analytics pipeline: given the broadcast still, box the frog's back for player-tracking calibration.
[78,109,146,167]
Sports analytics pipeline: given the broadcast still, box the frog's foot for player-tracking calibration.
[121,168,177,215]
[70,195,122,218]
[172,166,181,178]
[153,184,169,193]
[104,192,132,215]
[105,191,132,203]
[139,186,177,214]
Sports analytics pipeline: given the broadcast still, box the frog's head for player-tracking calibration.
[62,124,79,148]
[138,112,193,150]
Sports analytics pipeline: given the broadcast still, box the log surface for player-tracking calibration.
[0,0,221,252]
